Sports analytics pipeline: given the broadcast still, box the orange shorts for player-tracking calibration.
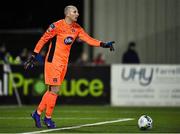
[44,62,67,85]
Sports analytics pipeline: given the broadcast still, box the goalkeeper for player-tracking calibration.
[24,5,115,129]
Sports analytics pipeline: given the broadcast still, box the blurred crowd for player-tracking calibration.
[75,52,106,66]
[0,44,36,65]
[0,44,106,65]
[0,41,140,65]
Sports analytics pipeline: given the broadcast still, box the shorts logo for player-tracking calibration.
[53,78,58,83]
[64,36,73,45]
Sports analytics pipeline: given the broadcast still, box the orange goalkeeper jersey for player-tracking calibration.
[34,19,101,65]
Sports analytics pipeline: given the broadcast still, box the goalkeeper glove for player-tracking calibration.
[100,41,115,51]
[24,52,43,70]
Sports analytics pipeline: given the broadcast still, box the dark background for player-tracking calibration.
[0,0,84,63]
[0,1,84,29]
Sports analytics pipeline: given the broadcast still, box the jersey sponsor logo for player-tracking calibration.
[47,24,55,32]
[64,36,74,45]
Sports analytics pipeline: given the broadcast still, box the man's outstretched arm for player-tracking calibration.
[100,41,115,51]
[78,28,115,51]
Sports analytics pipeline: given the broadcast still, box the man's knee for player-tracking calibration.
[49,85,60,94]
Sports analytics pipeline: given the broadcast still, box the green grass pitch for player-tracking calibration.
[0,105,180,133]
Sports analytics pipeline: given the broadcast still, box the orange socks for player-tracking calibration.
[37,91,58,118]
[45,92,58,118]
[37,91,49,115]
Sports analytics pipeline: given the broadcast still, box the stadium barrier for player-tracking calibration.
[1,64,180,106]
[111,64,180,106]
[0,64,110,105]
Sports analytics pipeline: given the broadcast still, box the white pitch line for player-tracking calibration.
[22,118,134,134]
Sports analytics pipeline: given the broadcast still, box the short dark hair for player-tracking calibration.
[64,5,77,16]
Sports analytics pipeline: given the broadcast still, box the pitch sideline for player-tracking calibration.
[22,118,134,134]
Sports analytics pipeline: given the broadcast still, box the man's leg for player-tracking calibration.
[43,85,59,128]
[37,90,49,115]
[31,90,50,128]
[42,64,67,128]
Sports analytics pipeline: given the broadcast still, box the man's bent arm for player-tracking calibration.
[34,24,57,53]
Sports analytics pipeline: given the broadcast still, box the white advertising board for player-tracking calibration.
[111,64,180,106]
